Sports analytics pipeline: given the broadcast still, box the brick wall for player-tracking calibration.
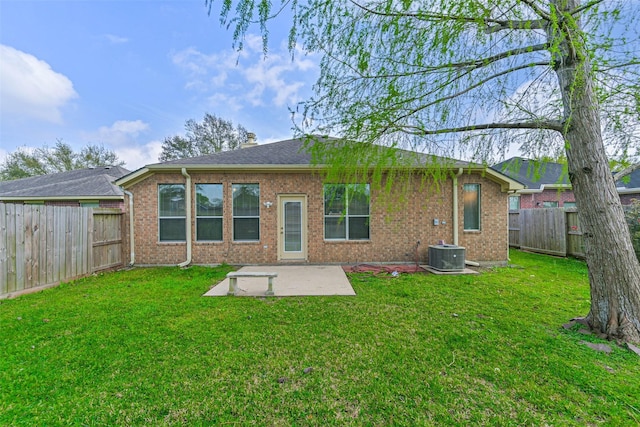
[124,170,509,266]
[619,194,640,206]
[44,201,81,207]
[518,189,576,209]
[458,174,509,263]
[99,200,125,210]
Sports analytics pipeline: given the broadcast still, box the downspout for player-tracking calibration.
[178,168,192,268]
[123,189,135,266]
[452,168,463,246]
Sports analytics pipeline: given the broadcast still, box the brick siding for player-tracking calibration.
[619,194,640,206]
[123,171,509,266]
[518,189,576,209]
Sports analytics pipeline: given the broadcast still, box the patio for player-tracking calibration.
[203,265,356,297]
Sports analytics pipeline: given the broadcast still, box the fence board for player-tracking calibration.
[66,208,74,278]
[46,206,54,284]
[14,204,25,289]
[24,205,34,289]
[508,211,520,248]
[565,210,585,258]
[92,209,123,272]
[0,204,7,295]
[1,204,123,299]
[509,208,586,258]
[32,205,41,287]
[38,206,47,285]
[519,208,567,256]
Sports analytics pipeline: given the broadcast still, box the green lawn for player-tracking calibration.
[1,250,638,426]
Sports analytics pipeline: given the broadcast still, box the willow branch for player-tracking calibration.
[519,0,552,21]
[381,61,551,130]
[405,120,564,135]
[349,0,519,25]
[485,19,547,34]
[614,163,640,182]
[570,0,606,16]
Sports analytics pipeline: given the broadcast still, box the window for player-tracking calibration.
[324,184,370,240]
[80,201,100,208]
[196,184,223,241]
[508,196,520,211]
[159,184,186,242]
[543,201,559,208]
[463,184,481,231]
[564,201,577,209]
[232,184,260,241]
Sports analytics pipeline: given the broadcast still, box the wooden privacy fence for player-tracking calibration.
[0,204,123,298]
[509,208,585,258]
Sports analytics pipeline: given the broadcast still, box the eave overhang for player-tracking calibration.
[0,195,124,202]
[116,162,524,192]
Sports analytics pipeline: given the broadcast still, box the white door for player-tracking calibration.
[278,195,307,260]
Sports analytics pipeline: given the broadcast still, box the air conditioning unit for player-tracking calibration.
[428,245,465,272]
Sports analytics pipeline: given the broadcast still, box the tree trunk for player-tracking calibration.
[550,0,640,343]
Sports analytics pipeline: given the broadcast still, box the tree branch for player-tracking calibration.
[348,0,527,26]
[570,0,606,17]
[597,60,640,72]
[378,61,552,133]
[614,163,640,182]
[404,120,564,136]
[448,44,550,70]
[485,19,547,34]
[519,0,552,21]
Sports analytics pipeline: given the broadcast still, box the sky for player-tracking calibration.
[0,0,318,171]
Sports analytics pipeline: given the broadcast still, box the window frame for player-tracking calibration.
[508,195,520,211]
[158,184,187,242]
[543,201,559,208]
[463,183,481,231]
[323,183,371,241]
[196,183,224,242]
[232,183,260,242]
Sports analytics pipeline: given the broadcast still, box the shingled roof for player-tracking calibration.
[153,137,317,166]
[492,157,569,189]
[0,166,130,200]
[116,137,523,192]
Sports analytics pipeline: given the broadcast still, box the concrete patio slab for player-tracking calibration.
[203,265,356,297]
[420,266,479,275]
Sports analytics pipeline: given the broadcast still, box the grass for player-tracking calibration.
[0,250,638,426]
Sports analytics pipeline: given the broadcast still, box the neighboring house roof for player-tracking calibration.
[0,166,131,201]
[117,137,523,191]
[615,169,640,194]
[493,156,640,195]
[492,157,570,193]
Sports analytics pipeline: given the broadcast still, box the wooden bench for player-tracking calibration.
[227,271,278,296]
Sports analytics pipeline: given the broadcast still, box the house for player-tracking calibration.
[493,157,575,210]
[615,169,640,205]
[115,136,523,266]
[0,166,130,209]
[494,157,640,209]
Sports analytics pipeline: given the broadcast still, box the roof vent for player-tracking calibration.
[241,132,257,149]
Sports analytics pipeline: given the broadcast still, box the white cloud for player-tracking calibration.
[103,34,129,44]
[102,120,149,137]
[171,35,318,111]
[79,120,155,169]
[115,140,163,170]
[0,45,78,123]
[206,93,243,112]
[83,120,150,147]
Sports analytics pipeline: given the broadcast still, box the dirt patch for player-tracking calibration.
[342,264,426,274]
